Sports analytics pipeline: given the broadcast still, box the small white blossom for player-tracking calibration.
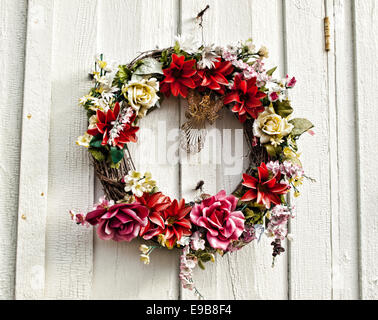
[198,46,220,69]
[175,34,200,54]
[190,232,205,251]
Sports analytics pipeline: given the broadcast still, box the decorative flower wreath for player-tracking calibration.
[71,36,314,298]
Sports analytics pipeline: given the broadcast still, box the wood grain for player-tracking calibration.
[43,0,97,299]
[0,0,27,300]
[15,0,54,299]
[353,0,378,300]
[284,0,332,299]
[326,0,359,299]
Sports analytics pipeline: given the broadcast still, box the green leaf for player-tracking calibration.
[197,260,205,270]
[265,144,277,158]
[174,41,181,54]
[88,148,105,162]
[113,65,132,86]
[133,57,163,76]
[274,100,293,118]
[289,118,314,137]
[266,66,277,76]
[89,135,103,148]
[110,146,124,164]
[109,161,121,169]
[200,253,213,263]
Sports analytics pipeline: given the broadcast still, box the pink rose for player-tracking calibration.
[190,190,245,251]
[86,203,148,242]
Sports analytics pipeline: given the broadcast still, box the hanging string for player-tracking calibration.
[196,4,210,45]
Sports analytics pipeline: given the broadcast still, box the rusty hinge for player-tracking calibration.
[324,17,331,51]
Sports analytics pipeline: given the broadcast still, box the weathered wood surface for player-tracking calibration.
[0,0,375,299]
[0,0,27,300]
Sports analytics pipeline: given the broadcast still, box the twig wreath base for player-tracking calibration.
[71,32,314,297]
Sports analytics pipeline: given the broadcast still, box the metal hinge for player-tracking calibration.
[324,17,331,51]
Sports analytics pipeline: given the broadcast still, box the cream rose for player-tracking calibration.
[122,78,159,118]
[253,107,293,146]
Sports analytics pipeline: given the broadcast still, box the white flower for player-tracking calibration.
[101,86,119,101]
[140,254,150,265]
[122,78,159,118]
[245,38,255,53]
[79,94,91,105]
[253,106,294,146]
[94,73,112,86]
[198,46,220,69]
[177,236,190,247]
[76,132,92,148]
[190,232,205,251]
[88,96,110,112]
[123,171,156,197]
[175,34,200,54]
[139,244,150,254]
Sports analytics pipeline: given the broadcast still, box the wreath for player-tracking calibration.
[71,35,314,298]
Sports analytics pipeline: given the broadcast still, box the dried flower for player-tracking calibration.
[257,46,269,58]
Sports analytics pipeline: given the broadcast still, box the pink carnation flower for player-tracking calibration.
[190,190,245,251]
[85,203,149,242]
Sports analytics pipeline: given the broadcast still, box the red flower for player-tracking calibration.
[159,199,192,249]
[224,74,266,122]
[136,192,171,240]
[196,58,234,94]
[160,54,197,98]
[240,163,289,209]
[87,102,139,148]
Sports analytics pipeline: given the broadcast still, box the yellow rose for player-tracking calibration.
[122,78,159,118]
[253,107,293,146]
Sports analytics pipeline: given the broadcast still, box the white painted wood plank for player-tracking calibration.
[326,0,359,299]
[180,0,287,300]
[15,0,54,299]
[0,0,27,300]
[353,0,378,300]
[91,0,180,299]
[283,0,332,299]
[43,0,97,299]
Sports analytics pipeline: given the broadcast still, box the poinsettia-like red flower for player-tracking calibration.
[136,192,171,240]
[224,74,266,122]
[159,199,192,249]
[87,102,139,148]
[241,163,290,209]
[160,54,197,98]
[196,58,234,94]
